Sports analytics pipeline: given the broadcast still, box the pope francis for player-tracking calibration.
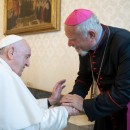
[0,35,78,130]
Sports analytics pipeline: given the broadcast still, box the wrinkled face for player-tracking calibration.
[11,40,31,76]
[65,25,97,56]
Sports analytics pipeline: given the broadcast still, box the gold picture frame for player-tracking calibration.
[4,0,61,35]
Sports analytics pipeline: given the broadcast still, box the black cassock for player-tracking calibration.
[70,25,130,130]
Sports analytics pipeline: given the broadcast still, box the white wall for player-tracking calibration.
[0,0,130,98]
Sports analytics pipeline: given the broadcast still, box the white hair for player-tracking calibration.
[76,14,102,38]
[0,47,5,55]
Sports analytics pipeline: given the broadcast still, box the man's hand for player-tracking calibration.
[64,106,79,116]
[48,79,66,105]
[60,94,84,112]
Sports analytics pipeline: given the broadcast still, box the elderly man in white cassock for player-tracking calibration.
[0,35,79,130]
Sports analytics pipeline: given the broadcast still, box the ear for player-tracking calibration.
[7,47,15,60]
[88,30,96,39]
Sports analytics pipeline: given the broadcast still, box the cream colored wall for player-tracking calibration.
[0,0,130,98]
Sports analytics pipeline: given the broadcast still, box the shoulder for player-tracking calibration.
[0,64,15,84]
[109,26,130,43]
[109,26,130,52]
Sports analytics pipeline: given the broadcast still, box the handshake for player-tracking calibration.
[48,79,84,116]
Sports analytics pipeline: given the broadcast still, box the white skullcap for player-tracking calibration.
[0,35,23,49]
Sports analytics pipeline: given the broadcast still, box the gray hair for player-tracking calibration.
[0,47,5,55]
[76,14,102,38]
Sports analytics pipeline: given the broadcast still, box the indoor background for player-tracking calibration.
[0,0,130,98]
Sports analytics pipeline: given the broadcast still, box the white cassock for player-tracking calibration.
[0,58,68,130]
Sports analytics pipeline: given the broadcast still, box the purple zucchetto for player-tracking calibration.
[65,9,93,26]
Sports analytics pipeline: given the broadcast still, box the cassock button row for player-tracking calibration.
[93,68,97,72]
[111,116,117,130]
[92,55,96,58]
[99,76,103,80]
[92,61,96,64]
[93,51,96,54]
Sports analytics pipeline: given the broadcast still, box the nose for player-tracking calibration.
[25,60,30,67]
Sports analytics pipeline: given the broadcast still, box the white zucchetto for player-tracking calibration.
[0,35,23,49]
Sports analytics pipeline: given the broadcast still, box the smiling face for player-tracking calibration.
[10,40,31,76]
[65,25,97,56]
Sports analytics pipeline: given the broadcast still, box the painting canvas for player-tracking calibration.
[4,0,61,34]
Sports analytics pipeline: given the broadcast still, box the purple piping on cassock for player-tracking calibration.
[127,102,130,130]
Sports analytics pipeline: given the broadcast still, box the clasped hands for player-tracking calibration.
[60,94,84,112]
[48,79,84,116]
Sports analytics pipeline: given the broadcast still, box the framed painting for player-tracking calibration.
[4,0,61,35]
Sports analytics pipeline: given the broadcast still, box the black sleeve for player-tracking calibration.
[70,55,93,98]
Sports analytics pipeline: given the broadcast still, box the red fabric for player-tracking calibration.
[127,102,130,130]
